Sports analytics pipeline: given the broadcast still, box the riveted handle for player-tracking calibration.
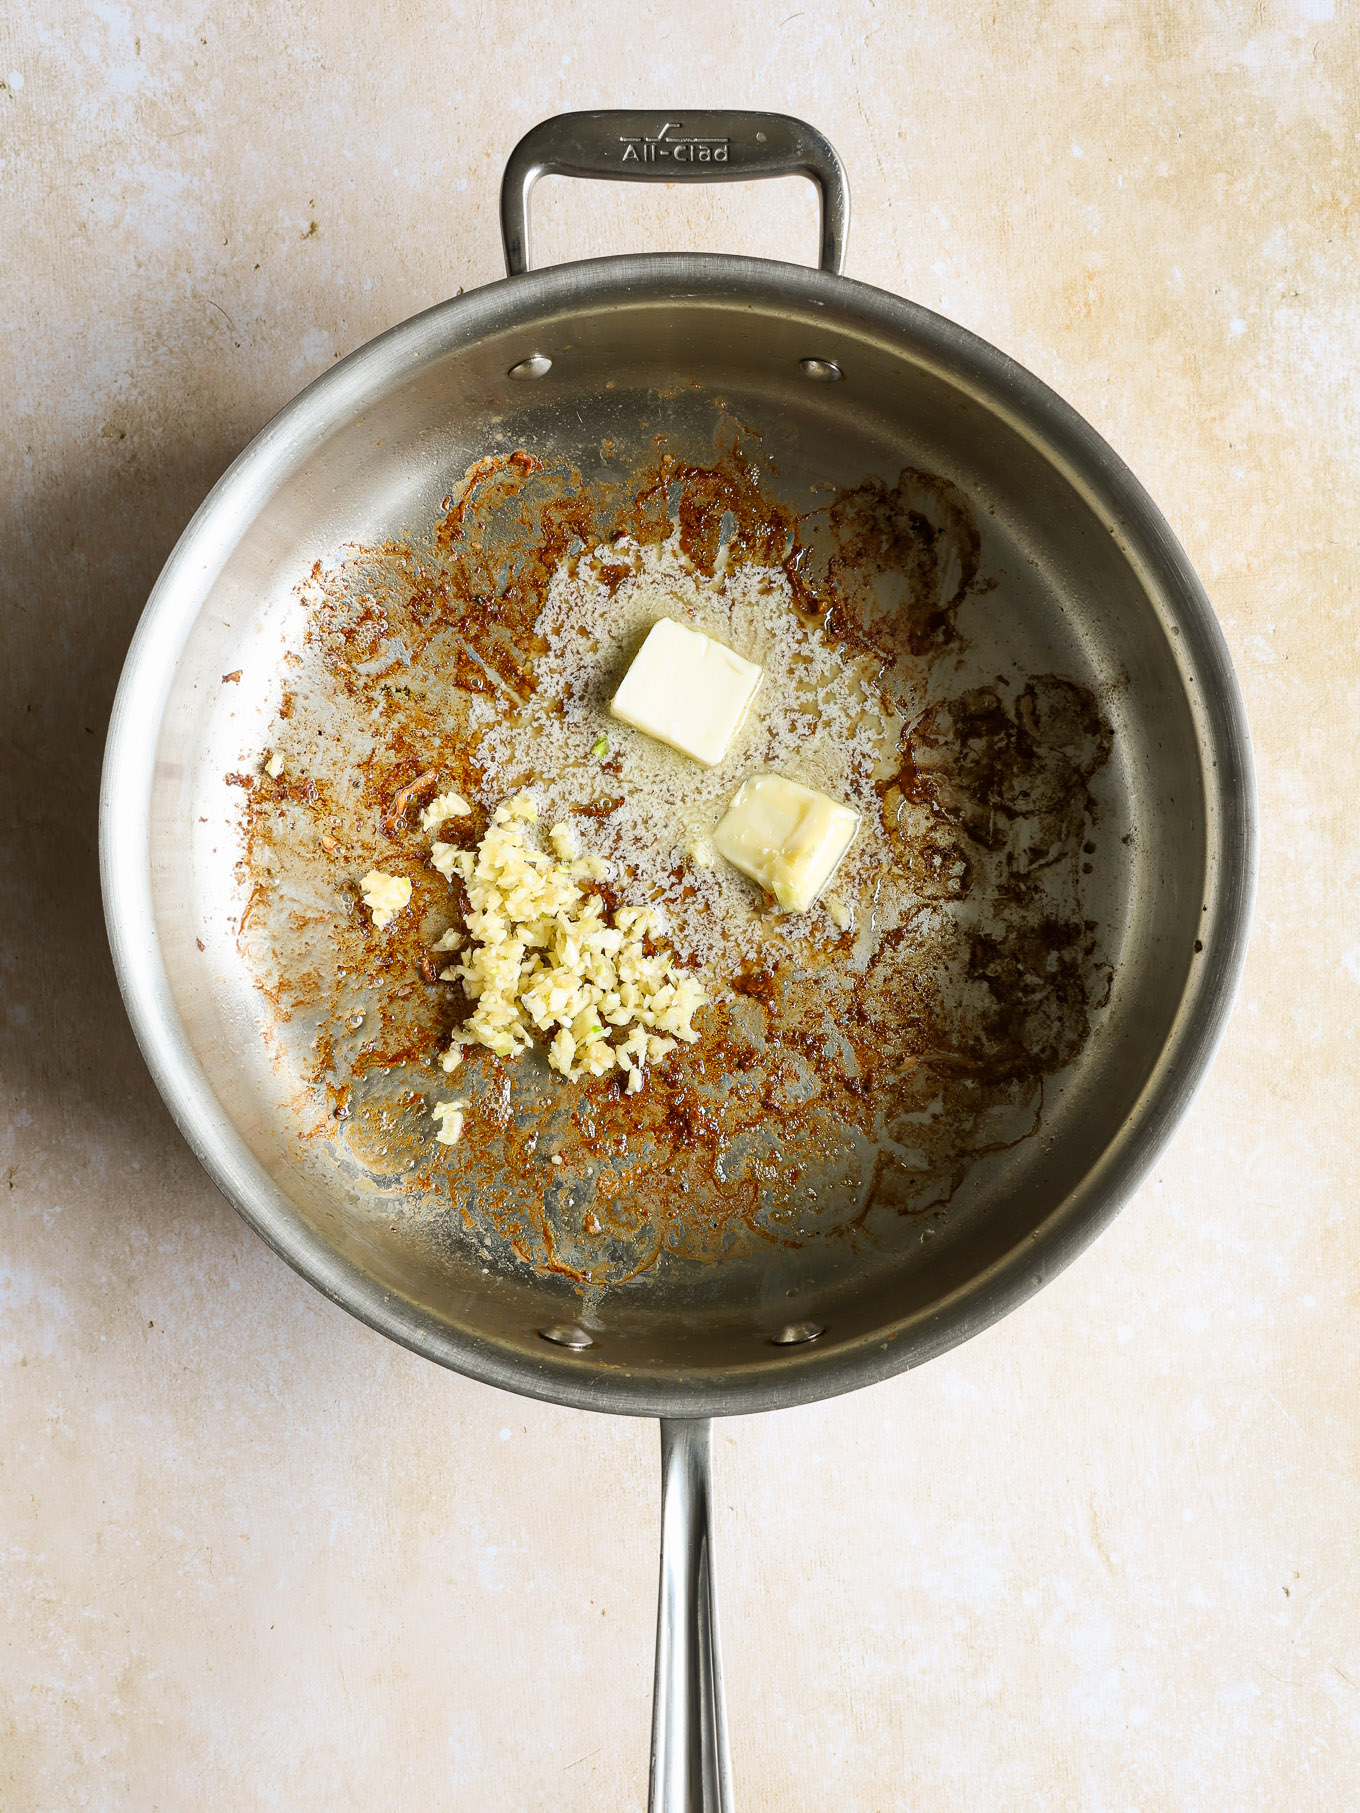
[500,110,849,278]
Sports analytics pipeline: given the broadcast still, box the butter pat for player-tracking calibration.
[713,775,858,913]
[611,618,761,766]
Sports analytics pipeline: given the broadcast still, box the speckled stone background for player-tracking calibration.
[2,2,1357,1807]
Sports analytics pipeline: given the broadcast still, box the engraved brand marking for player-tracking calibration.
[619,120,730,165]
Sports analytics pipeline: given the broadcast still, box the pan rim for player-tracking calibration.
[99,251,1257,1418]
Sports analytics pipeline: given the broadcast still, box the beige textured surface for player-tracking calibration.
[2,2,1356,1806]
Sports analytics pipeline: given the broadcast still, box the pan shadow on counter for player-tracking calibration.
[1,430,261,1243]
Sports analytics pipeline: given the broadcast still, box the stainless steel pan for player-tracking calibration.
[100,112,1255,1810]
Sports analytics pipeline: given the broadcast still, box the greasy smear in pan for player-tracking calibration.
[232,433,1112,1286]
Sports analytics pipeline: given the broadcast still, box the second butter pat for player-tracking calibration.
[610,618,762,766]
[713,774,859,913]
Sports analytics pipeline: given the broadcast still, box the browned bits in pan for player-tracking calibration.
[382,767,439,836]
[231,435,1112,1289]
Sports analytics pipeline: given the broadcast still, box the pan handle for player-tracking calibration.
[500,110,849,278]
[650,1418,733,1813]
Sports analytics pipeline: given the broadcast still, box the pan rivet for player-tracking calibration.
[770,1320,825,1345]
[799,357,843,382]
[509,354,553,380]
[540,1323,594,1349]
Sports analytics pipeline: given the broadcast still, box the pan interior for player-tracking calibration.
[117,265,1239,1415]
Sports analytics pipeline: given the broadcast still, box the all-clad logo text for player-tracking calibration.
[618,121,730,164]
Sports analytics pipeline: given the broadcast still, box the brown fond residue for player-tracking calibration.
[232,437,1112,1287]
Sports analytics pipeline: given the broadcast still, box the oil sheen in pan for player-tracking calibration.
[229,435,1114,1288]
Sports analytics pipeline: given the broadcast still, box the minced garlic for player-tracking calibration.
[419,790,471,831]
[548,820,580,862]
[360,868,411,929]
[432,792,707,1085]
[431,1099,467,1144]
